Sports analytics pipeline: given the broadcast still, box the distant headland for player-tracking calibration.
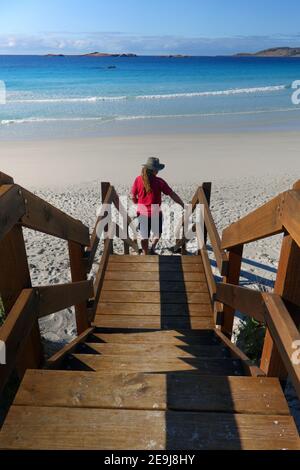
[235,47,300,57]
[45,52,138,57]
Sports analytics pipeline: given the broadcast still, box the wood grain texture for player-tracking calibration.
[104,270,206,282]
[69,353,243,375]
[96,302,212,316]
[107,262,204,272]
[102,280,208,292]
[1,406,298,450]
[79,342,229,358]
[93,315,214,329]
[15,370,289,416]
[99,291,211,304]
[109,255,202,263]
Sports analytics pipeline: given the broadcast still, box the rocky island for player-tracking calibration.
[236,47,300,57]
[81,52,138,57]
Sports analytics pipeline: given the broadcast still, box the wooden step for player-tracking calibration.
[77,342,229,358]
[93,315,214,329]
[104,271,206,282]
[96,302,212,316]
[99,291,210,304]
[14,370,290,415]
[90,329,219,345]
[109,255,202,263]
[67,354,243,375]
[107,262,204,273]
[102,280,208,292]
[1,406,299,449]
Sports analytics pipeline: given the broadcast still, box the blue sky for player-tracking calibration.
[0,0,300,54]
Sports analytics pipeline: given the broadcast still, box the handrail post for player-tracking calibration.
[101,182,114,255]
[261,181,300,378]
[221,244,243,338]
[68,241,90,334]
[202,182,212,245]
[0,225,43,377]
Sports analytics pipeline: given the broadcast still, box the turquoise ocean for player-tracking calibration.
[0,55,300,139]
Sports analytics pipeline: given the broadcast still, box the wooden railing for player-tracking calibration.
[217,179,300,383]
[0,172,138,394]
[173,182,228,323]
[174,178,300,395]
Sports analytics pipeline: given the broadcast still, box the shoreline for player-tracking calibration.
[1,130,299,188]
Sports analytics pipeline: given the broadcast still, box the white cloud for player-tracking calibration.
[0,32,299,55]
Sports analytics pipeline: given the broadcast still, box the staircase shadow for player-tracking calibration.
[157,255,241,449]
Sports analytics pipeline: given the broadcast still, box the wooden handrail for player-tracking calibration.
[197,187,228,276]
[0,185,26,241]
[263,293,300,398]
[215,283,300,399]
[0,289,37,394]
[216,283,265,323]
[221,192,284,250]
[281,190,300,249]
[174,187,200,243]
[85,184,114,271]
[221,185,300,251]
[20,187,90,245]
[37,281,94,318]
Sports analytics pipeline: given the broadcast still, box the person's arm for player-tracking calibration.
[131,179,138,204]
[169,190,184,208]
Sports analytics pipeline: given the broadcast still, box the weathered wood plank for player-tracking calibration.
[93,315,214,329]
[0,289,37,394]
[0,185,26,241]
[102,280,208,293]
[109,255,202,263]
[198,187,228,276]
[79,342,228,358]
[86,184,114,269]
[0,225,43,378]
[221,193,284,250]
[107,262,204,273]
[104,270,206,282]
[14,370,289,416]
[70,353,242,375]
[99,291,211,304]
[1,407,298,450]
[282,189,300,249]
[20,187,90,245]
[68,241,90,333]
[92,329,219,345]
[221,244,243,337]
[0,171,14,184]
[216,283,265,323]
[261,233,300,378]
[46,327,95,369]
[198,248,216,301]
[37,281,94,318]
[96,302,212,316]
[263,293,300,399]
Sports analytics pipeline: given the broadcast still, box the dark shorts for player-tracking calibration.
[138,213,163,239]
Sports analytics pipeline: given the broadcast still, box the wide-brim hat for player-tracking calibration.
[143,157,165,171]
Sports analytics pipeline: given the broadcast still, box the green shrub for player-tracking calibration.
[236,317,266,364]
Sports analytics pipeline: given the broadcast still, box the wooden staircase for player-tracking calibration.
[1,174,300,450]
[0,255,299,450]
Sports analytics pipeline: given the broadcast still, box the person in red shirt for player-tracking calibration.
[131,157,184,255]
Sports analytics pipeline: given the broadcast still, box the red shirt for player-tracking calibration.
[131,175,173,215]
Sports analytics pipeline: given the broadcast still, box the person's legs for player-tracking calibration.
[141,238,149,255]
[150,213,163,254]
[139,215,151,255]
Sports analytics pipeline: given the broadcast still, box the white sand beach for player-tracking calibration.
[1,130,300,187]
